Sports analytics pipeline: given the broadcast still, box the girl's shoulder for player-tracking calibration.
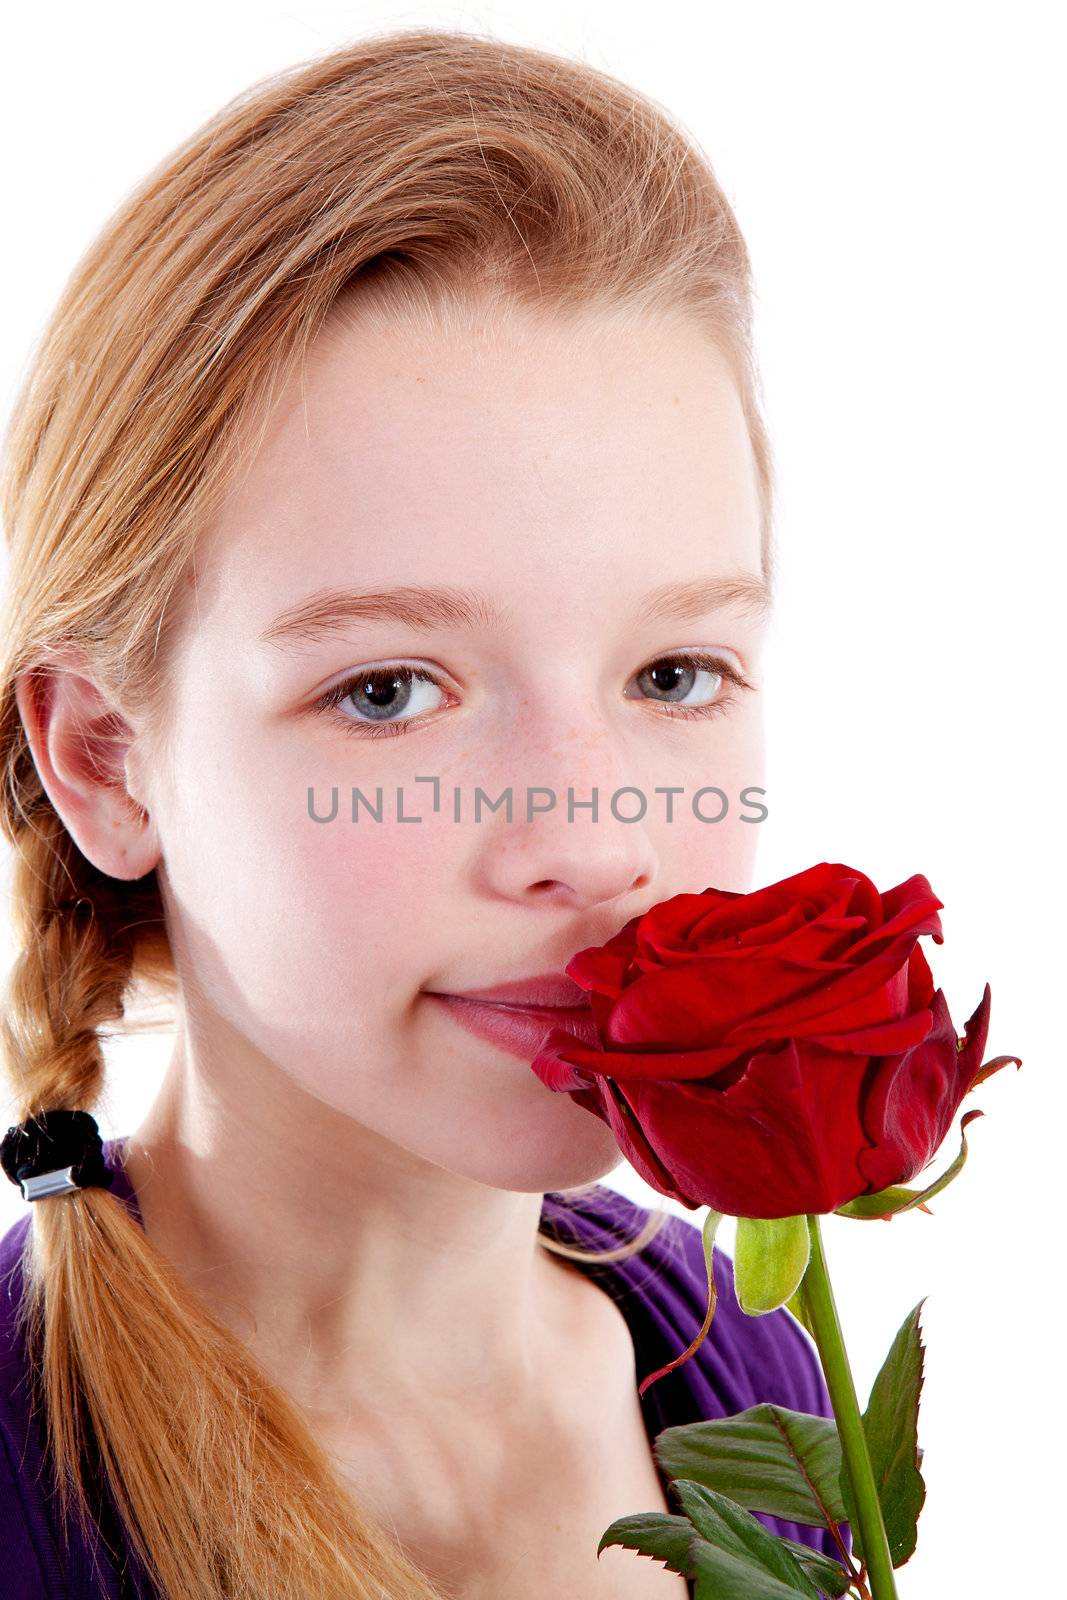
[540,1180,833,1419]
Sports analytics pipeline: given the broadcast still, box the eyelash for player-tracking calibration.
[313,650,754,740]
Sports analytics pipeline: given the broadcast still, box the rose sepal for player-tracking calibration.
[638,1207,724,1396]
[835,1106,982,1221]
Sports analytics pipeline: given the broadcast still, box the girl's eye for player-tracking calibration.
[624,651,753,720]
[314,665,451,739]
[313,650,754,741]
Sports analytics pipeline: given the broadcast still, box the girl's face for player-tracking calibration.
[140,300,769,1195]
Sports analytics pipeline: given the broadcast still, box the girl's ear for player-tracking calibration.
[14,648,161,882]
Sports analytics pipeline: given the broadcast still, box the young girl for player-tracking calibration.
[0,27,848,1600]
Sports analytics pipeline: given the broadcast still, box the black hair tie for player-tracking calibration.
[0,1109,115,1202]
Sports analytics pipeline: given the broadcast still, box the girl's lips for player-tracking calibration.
[425,992,600,1061]
[434,971,590,1008]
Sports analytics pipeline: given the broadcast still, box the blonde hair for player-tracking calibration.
[0,25,775,1600]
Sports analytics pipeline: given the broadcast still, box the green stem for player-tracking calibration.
[802,1214,898,1600]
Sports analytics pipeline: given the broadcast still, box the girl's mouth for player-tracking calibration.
[423,992,599,1061]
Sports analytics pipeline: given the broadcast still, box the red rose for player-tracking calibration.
[530,862,1004,1218]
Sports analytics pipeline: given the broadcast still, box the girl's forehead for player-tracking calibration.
[191,319,761,625]
[247,299,747,468]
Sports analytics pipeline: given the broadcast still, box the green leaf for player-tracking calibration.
[596,1510,695,1576]
[653,1404,848,1529]
[778,1537,853,1597]
[690,1536,820,1600]
[735,1215,812,1314]
[674,1481,822,1597]
[835,1109,983,1219]
[594,1496,855,1595]
[860,1300,927,1566]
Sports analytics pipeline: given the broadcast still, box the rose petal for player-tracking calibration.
[804,1007,934,1055]
[622,1037,878,1216]
[528,1025,750,1084]
[855,988,970,1191]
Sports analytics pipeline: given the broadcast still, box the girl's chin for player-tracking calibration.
[451,1113,624,1196]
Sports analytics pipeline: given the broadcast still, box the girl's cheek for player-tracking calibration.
[298,806,454,902]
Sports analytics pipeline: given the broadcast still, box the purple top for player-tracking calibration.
[1,1137,850,1597]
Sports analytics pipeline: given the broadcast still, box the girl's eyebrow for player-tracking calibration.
[258,570,771,652]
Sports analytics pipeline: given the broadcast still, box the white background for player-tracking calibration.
[1,4,1062,1595]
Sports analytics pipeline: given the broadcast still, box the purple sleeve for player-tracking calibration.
[0,1415,52,1595]
[1,1215,74,1595]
